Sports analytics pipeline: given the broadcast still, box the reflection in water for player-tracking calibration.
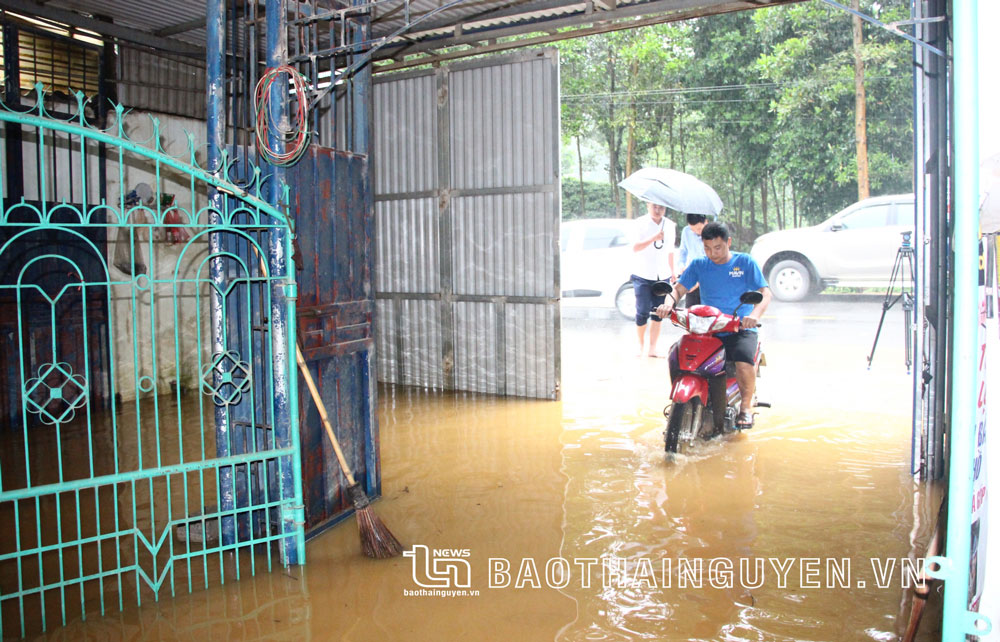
[32,302,940,641]
[0,394,288,639]
[555,305,942,641]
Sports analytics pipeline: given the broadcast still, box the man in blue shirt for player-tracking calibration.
[655,221,772,428]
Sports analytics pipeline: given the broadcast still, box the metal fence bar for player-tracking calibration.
[933,1,993,639]
[0,86,305,637]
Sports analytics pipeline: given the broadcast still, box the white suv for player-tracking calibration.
[749,194,915,302]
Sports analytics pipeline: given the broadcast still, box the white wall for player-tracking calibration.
[1,109,212,403]
[105,113,212,402]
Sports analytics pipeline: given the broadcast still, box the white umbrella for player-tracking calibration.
[618,167,723,216]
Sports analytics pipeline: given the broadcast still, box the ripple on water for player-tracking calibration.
[557,399,939,642]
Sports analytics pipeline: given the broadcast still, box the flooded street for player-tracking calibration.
[37,295,941,641]
[557,296,942,640]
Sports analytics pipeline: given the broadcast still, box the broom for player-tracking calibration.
[295,345,404,558]
[247,245,402,558]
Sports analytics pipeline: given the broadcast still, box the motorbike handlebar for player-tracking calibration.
[663,307,764,331]
[733,314,764,329]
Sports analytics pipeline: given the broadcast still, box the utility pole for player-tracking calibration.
[852,0,870,200]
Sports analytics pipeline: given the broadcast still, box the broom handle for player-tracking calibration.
[295,336,358,487]
[248,246,358,487]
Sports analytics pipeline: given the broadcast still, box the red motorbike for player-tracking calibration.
[652,282,768,454]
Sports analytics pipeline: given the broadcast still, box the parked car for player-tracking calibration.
[749,194,915,302]
[560,218,677,319]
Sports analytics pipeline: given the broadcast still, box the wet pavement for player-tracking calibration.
[32,294,941,641]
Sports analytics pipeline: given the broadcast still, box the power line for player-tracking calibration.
[566,97,773,105]
[561,76,905,100]
[566,97,911,109]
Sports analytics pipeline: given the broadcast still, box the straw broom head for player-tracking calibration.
[347,483,404,559]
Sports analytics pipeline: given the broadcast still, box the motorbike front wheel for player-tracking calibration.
[665,400,694,454]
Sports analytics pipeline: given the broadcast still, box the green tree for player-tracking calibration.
[687,11,778,244]
[558,24,691,217]
[559,37,599,218]
[555,2,913,236]
[753,0,913,223]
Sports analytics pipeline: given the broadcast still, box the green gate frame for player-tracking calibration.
[0,87,305,638]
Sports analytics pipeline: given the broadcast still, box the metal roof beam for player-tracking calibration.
[372,0,579,33]
[377,0,797,62]
[154,17,207,37]
[154,2,260,38]
[375,0,780,71]
[400,0,750,44]
[0,0,205,57]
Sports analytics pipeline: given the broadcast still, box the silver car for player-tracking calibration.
[749,194,915,302]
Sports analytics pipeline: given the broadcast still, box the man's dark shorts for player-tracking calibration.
[718,330,759,364]
[631,274,666,326]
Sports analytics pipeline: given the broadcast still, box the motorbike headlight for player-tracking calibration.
[687,314,716,335]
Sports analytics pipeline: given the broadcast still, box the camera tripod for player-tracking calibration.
[868,232,915,372]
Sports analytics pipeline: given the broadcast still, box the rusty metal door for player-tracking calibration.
[286,146,379,535]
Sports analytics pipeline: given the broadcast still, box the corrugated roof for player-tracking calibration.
[44,0,208,46]
[10,0,805,67]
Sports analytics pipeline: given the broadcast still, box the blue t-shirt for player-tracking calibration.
[678,225,706,271]
[678,252,768,319]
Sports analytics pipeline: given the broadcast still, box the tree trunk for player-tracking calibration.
[852,0,870,200]
[609,141,620,216]
[772,175,784,230]
[625,126,635,219]
[668,99,675,168]
[749,187,756,246]
[759,175,768,237]
[678,104,685,172]
[577,135,585,219]
[736,183,744,234]
[607,47,620,216]
[625,58,638,219]
[791,182,799,228]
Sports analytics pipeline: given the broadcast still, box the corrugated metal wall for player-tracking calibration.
[373,49,560,399]
[116,45,206,120]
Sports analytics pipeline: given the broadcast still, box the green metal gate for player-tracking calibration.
[0,87,305,638]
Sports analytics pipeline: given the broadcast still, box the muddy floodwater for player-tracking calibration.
[36,296,941,641]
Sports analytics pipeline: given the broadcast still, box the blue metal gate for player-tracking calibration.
[0,88,304,638]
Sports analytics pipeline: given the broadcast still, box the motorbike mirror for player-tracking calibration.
[651,281,673,297]
[739,291,764,305]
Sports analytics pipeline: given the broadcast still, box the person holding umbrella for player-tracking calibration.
[629,201,676,357]
[619,167,724,356]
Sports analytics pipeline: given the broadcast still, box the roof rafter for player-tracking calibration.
[0,0,205,56]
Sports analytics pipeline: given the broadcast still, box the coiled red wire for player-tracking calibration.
[254,65,310,166]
